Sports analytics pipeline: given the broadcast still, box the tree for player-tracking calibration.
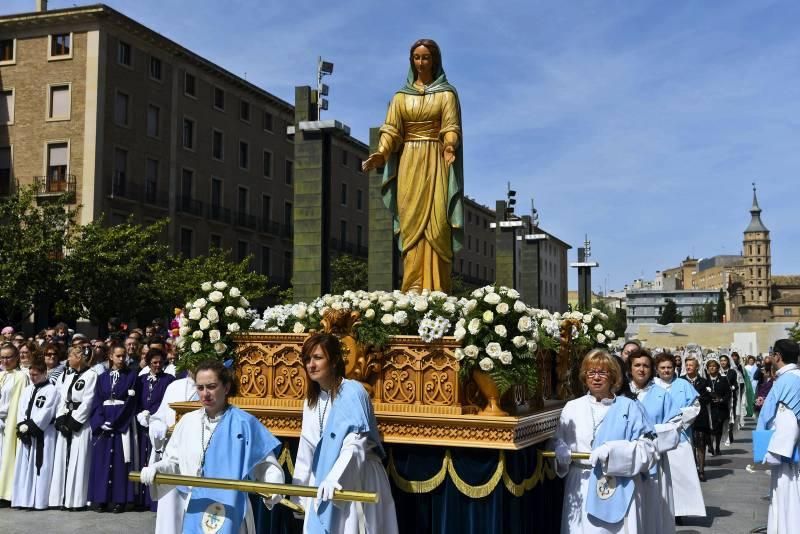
[0,186,75,328]
[592,300,627,339]
[715,288,726,322]
[790,322,800,343]
[330,254,368,295]
[58,218,170,328]
[689,300,716,323]
[658,299,683,325]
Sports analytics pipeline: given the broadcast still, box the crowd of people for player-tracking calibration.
[553,338,800,534]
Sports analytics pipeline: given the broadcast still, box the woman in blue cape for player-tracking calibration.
[140,359,284,534]
[552,349,658,534]
[291,333,398,534]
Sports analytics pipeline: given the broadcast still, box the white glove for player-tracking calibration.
[554,443,572,467]
[315,480,342,509]
[149,421,167,442]
[136,411,150,427]
[101,422,113,432]
[590,443,611,468]
[261,493,283,510]
[764,452,783,466]
[140,465,158,485]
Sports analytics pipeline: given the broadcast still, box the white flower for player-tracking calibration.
[18,423,28,433]
[213,281,228,290]
[486,342,502,358]
[209,330,221,343]
[206,307,220,323]
[506,288,520,299]
[494,325,507,337]
[513,300,527,313]
[464,345,480,359]
[214,342,227,354]
[359,300,371,310]
[453,326,467,341]
[484,293,501,305]
[594,324,603,332]
[479,357,494,371]
[607,331,617,340]
[413,299,428,312]
[468,318,482,335]
[224,306,235,317]
[180,316,189,327]
[193,298,207,309]
[527,340,538,352]
[179,326,191,337]
[199,318,210,330]
[517,316,532,332]
[381,314,394,325]
[482,310,494,323]
[240,297,250,307]
[472,288,485,298]
[496,302,510,315]
[454,348,465,361]
[393,311,408,325]
[443,301,456,314]
[192,330,204,339]
[365,308,375,319]
[201,282,213,292]
[293,322,306,334]
[229,287,241,298]
[236,307,247,319]
[582,314,592,324]
[464,299,478,313]
[499,351,513,365]
[512,335,527,348]
[188,308,202,320]
[128,389,136,397]
[209,291,224,303]
[396,296,410,309]
[600,313,609,322]
[596,333,606,344]
[228,322,240,333]
[381,301,394,312]
[191,341,202,353]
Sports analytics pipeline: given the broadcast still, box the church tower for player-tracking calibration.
[740,183,772,320]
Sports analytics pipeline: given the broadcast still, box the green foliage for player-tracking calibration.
[330,255,368,295]
[450,273,481,299]
[57,218,169,326]
[689,300,716,323]
[789,322,800,343]
[716,289,726,322]
[591,300,627,339]
[0,186,75,326]
[658,299,683,325]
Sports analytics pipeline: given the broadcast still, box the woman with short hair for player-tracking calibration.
[705,355,731,456]
[683,353,712,481]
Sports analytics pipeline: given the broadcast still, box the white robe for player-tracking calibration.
[292,389,399,534]
[553,395,658,534]
[149,408,283,534]
[148,377,197,534]
[48,368,98,508]
[11,382,60,509]
[765,385,800,533]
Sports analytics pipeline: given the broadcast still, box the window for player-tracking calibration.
[467,235,472,250]
[211,178,223,208]
[181,168,193,199]
[284,201,293,229]
[356,225,363,250]
[46,143,69,189]
[114,91,130,126]
[786,308,794,317]
[239,141,249,169]
[341,149,348,166]
[237,187,248,215]
[237,240,249,262]
[212,130,224,160]
[184,72,196,97]
[146,104,160,138]
[284,251,293,281]
[262,195,272,223]
[262,150,272,178]
[261,247,271,275]
[210,234,222,250]
[213,87,225,110]
[262,111,273,132]
[0,89,14,125]
[149,56,162,80]
[0,147,12,196]
[180,228,194,258]
[182,118,195,149]
[118,41,132,66]
[145,158,158,203]
[490,245,494,258]
[340,220,347,244]
[285,160,293,185]
[483,241,487,256]
[468,211,472,223]
[112,148,127,196]
[49,33,71,59]
[240,100,250,122]
[341,183,347,206]
[0,39,15,64]
[356,189,363,210]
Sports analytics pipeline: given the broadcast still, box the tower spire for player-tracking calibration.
[745,182,768,233]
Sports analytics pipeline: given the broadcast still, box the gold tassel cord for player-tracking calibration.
[387,448,448,494]
[502,451,557,497]
[446,450,505,499]
[278,443,296,476]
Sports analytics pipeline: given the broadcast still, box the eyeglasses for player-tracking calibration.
[45,352,57,356]
[0,356,15,361]
[586,369,609,378]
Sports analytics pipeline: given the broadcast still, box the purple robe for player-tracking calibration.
[134,371,174,510]
[87,367,138,506]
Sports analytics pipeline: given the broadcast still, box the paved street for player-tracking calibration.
[0,419,770,533]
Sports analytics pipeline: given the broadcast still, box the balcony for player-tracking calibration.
[177,195,204,217]
[34,174,76,202]
[329,238,368,258]
[208,204,232,223]
[234,211,258,230]
[259,219,294,239]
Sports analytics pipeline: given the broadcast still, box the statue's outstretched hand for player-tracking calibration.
[443,145,456,165]
[362,153,385,172]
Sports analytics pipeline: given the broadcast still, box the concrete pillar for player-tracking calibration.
[367,127,397,291]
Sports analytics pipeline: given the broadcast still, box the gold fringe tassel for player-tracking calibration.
[278,442,296,476]
[387,448,449,493]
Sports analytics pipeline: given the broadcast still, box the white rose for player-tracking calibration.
[486,342,502,358]
[453,326,467,341]
[413,299,428,312]
[381,314,394,325]
[19,423,29,433]
[236,307,247,319]
[472,288,485,298]
[512,335,527,348]
[513,300,526,313]
[496,302,510,315]
[179,326,191,337]
[293,322,306,333]
[192,330,203,339]
[229,287,241,298]
[359,300,371,310]
[479,357,494,371]
[193,298,207,309]
[199,318,210,330]
[582,314,592,324]
[600,313,609,322]
[209,330,221,343]
[396,297,410,309]
[214,342,227,354]
[506,288,520,299]
[597,333,606,344]
[365,308,375,319]
[464,345,480,358]
[381,301,394,312]
[527,340,538,352]
[468,318,482,335]
[443,301,456,314]
[484,293,501,305]
[209,291,224,303]
[228,322,240,333]
[608,331,617,340]
[188,308,202,320]
[240,297,250,307]
[517,316,533,332]
[206,307,220,323]
[393,311,408,325]
[494,325,507,338]
[454,348,465,361]
[482,310,494,323]
[499,351,513,365]
[201,282,213,292]
[214,281,228,290]
[594,324,603,332]
[464,299,478,313]
[191,341,202,353]
[180,317,189,327]
[224,306,235,316]
[128,389,136,397]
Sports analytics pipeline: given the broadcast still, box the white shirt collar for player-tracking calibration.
[587,393,615,406]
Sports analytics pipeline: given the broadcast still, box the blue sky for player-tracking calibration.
[6,0,800,292]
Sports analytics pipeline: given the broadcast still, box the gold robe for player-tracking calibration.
[0,368,30,500]
[378,89,461,293]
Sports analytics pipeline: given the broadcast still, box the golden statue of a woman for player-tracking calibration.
[362,39,464,293]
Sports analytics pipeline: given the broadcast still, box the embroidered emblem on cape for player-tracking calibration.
[596,474,617,500]
[201,502,226,534]
[74,379,85,391]
[35,395,46,408]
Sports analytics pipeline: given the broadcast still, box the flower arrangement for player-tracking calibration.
[176,281,253,371]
